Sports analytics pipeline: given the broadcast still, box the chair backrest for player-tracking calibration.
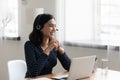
[7,60,27,80]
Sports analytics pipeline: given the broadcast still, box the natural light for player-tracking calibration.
[65,0,93,41]
[0,0,18,38]
[65,0,120,45]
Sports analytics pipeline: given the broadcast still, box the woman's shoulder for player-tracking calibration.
[24,40,35,47]
[24,40,38,51]
[25,40,31,45]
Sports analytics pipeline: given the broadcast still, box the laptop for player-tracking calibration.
[53,55,97,80]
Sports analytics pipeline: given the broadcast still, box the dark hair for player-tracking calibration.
[29,13,55,46]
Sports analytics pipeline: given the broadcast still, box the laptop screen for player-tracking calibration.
[52,55,97,80]
[67,55,96,80]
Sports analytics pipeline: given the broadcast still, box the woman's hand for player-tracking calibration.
[44,38,64,55]
[51,39,65,54]
[44,38,58,55]
[54,40,64,54]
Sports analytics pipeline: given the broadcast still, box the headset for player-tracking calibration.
[35,14,59,31]
[36,25,41,30]
[35,14,42,30]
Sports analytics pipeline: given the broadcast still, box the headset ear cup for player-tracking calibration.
[36,25,41,30]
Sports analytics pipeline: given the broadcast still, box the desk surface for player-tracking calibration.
[27,68,120,80]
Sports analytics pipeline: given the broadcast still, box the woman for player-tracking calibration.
[24,13,71,78]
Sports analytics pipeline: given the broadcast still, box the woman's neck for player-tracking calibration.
[41,37,49,50]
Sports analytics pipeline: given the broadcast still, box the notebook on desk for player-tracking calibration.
[53,55,97,80]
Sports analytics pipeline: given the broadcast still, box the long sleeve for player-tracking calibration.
[57,52,71,71]
[24,41,49,77]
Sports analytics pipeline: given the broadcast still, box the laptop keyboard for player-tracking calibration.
[52,74,68,80]
[54,77,68,80]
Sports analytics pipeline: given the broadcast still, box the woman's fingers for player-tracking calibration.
[48,38,61,51]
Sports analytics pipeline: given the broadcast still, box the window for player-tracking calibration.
[65,0,94,42]
[64,0,120,46]
[0,0,19,40]
[96,0,120,42]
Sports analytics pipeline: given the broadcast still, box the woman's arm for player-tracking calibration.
[57,51,71,71]
[24,41,48,77]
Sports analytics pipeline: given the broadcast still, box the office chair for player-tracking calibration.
[7,60,27,80]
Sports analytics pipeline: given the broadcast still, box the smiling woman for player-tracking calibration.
[24,13,71,78]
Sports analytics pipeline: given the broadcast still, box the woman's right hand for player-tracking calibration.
[44,39,58,55]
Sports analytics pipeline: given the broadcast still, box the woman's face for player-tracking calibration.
[40,18,56,39]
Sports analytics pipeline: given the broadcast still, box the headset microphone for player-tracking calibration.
[56,29,59,31]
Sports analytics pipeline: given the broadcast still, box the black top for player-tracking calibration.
[24,41,71,78]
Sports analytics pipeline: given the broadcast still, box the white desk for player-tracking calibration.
[93,68,120,80]
[27,68,120,80]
